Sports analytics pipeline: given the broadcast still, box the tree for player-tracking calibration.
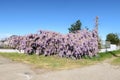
[106,33,119,45]
[68,20,82,33]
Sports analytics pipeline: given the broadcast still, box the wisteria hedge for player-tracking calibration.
[8,28,98,59]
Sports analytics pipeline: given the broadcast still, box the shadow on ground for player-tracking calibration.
[109,51,120,57]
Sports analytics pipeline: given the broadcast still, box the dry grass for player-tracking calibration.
[0,50,120,70]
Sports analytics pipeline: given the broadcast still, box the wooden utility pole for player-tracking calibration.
[95,16,99,31]
[95,16,100,49]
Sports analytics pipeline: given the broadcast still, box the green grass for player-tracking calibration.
[111,51,120,66]
[112,58,120,65]
[0,50,120,70]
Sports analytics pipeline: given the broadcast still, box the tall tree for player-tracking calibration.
[68,20,82,33]
[106,33,119,45]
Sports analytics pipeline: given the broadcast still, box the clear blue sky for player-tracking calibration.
[0,0,120,40]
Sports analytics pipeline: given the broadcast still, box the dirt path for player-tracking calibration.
[0,57,120,80]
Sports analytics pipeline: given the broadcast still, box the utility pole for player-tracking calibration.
[95,16,100,50]
[95,16,99,41]
[95,16,99,32]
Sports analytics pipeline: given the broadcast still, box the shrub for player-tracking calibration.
[8,28,98,59]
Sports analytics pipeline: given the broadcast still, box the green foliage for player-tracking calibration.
[111,50,120,65]
[68,20,82,33]
[106,33,119,45]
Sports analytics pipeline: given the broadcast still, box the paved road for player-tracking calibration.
[0,57,120,80]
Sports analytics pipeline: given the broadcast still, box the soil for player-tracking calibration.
[0,56,120,80]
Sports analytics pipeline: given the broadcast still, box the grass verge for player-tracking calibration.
[112,58,120,65]
[111,52,120,66]
[0,50,120,70]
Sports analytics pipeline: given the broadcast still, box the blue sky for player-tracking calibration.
[0,0,120,40]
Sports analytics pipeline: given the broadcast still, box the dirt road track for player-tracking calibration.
[0,57,120,80]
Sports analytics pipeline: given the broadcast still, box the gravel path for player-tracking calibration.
[0,57,120,80]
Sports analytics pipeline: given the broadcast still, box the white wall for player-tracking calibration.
[99,44,118,52]
[0,44,119,53]
[0,49,19,53]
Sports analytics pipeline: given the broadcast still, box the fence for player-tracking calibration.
[99,44,119,52]
[0,49,19,53]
